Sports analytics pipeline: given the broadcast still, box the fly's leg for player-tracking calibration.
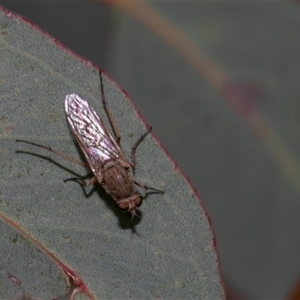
[131,128,164,194]
[99,71,163,194]
[130,126,152,167]
[99,70,153,167]
[16,139,87,167]
[16,139,96,188]
[134,180,164,194]
[63,175,98,197]
[99,70,121,145]
[64,175,97,187]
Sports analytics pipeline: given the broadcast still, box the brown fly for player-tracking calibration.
[17,72,164,219]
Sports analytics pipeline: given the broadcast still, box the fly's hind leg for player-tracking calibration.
[99,70,153,168]
[130,126,152,167]
[16,139,96,190]
[132,130,164,194]
[99,70,121,145]
[16,139,87,167]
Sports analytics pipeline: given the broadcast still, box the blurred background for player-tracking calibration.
[1,1,300,299]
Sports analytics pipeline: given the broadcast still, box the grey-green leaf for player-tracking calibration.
[0,6,224,299]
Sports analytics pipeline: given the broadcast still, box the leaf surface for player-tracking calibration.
[0,7,224,299]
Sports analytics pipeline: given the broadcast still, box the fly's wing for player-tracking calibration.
[65,94,126,175]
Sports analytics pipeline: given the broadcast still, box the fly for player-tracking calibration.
[17,71,164,219]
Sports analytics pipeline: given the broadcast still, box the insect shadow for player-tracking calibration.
[16,70,164,225]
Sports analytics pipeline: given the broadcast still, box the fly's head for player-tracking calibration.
[117,193,143,219]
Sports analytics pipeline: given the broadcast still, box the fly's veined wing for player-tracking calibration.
[65,94,122,173]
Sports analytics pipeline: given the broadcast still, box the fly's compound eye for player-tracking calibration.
[118,201,130,211]
[117,194,143,211]
[134,196,143,208]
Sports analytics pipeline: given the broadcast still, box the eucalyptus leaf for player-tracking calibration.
[0,6,224,299]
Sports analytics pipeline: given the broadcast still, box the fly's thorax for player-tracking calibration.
[101,159,136,200]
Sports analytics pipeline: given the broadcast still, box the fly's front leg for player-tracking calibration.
[134,180,164,194]
[130,126,152,167]
[99,70,121,145]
